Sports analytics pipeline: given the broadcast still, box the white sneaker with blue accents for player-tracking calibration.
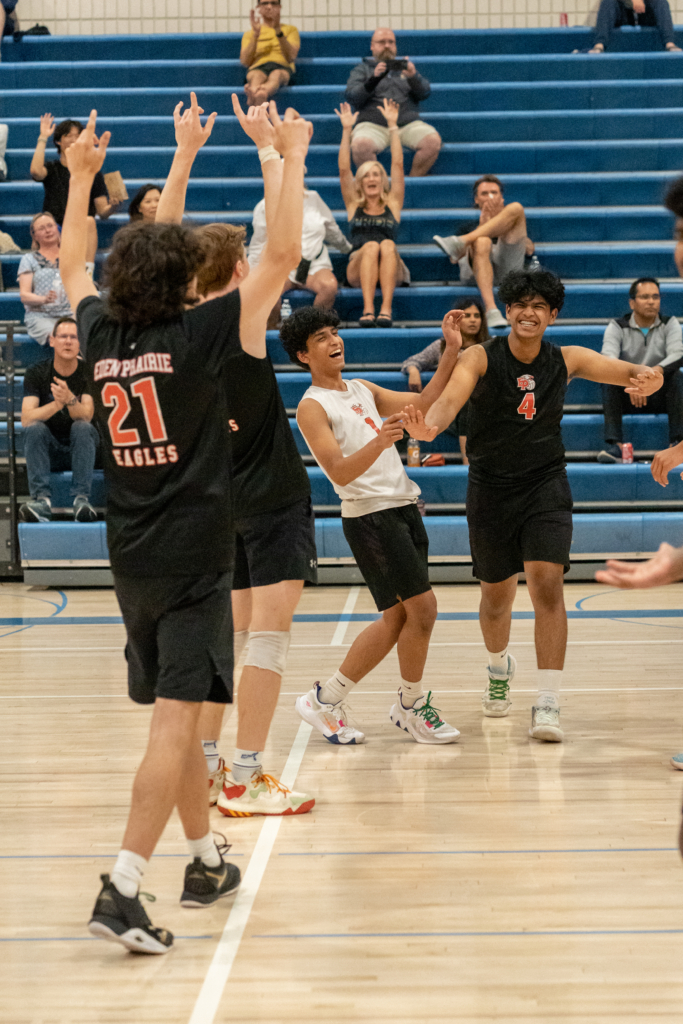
[296,683,365,744]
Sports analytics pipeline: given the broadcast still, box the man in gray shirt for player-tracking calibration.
[344,27,441,177]
[598,276,683,461]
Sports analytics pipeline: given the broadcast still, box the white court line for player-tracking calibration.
[188,721,312,1024]
[292,639,683,649]
[328,586,360,646]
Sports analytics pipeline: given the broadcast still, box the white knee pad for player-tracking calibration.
[244,631,291,676]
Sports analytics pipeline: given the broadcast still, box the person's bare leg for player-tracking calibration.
[479,575,519,655]
[0,9,5,44]
[377,238,399,318]
[306,268,338,309]
[236,579,304,751]
[86,216,98,265]
[524,561,567,670]
[198,587,251,745]
[395,589,438,681]
[175,731,213,841]
[459,436,469,465]
[347,241,380,316]
[121,697,203,860]
[339,603,406,682]
[409,132,441,177]
[461,202,527,247]
[262,68,290,99]
[351,137,379,169]
[245,69,267,105]
[469,236,497,311]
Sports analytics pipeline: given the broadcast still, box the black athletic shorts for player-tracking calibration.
[233,496,317,590]
[245,61,294,83]
[466,471,573,584]
[114,572,234,705]
[342,502,431,612]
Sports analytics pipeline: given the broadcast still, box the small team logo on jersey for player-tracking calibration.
[351,403,380,435]
[351,404,365,416]
[517,374,536,391]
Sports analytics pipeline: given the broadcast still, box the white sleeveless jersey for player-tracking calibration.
[299,379,420,518]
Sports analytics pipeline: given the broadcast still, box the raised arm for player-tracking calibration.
[334,103,359,214]
[240,14,260,67]
[155,92,217,225]
[405,344,487,441]
[297,397,405,488]
[60,110,109,314]
[30,113,54,181]
[562,346,663,394]
[380,98,404,212]
[235,97,311,358]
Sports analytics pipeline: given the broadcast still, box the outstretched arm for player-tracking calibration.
[155,92,217,225]
[61,109,110,313]
[404,344,486,441]
[297,398,405,488]
[596,542,683,589]
[563,345,663,394]
[380,99,404,212]
[335,103,359,214]
[30,113,54,181]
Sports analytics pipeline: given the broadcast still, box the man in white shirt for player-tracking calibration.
[248,187,351,317]
[280,304,462,746]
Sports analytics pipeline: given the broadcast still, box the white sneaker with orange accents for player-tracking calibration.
[217,771,315,817]
[295,683,365,744]
[208,756,226,806]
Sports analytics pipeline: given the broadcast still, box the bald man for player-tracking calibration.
[344,27,441,177]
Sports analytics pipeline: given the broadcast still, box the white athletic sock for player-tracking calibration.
[232,748,262,783]
[187,832,221,868]
[318,670,357,705]
[111,849,147,898]
[399,677,424,709]
[234,629,249,664]
[488,648,509,676]
[537,669,562,709]
[202,740,220,774]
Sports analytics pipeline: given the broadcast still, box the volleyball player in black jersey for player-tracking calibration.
[405,270,663,742]
[58,99,311,953]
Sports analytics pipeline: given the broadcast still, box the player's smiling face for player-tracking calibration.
[507,294,557,341]
[299,326,345,373]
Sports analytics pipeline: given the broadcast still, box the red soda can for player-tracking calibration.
[622,443,634,463]
[560,12,568,26]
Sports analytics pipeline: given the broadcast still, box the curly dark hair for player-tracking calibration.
[497,269,565,313]
[279,306,341,369]
[104,222,204,327]
[665,176,683,218]
[128,183,162,221]
[54,119,84,153]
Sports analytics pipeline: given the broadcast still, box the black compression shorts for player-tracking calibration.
[467,472,573,584]
[233,496,317,590]
[114,572,234,705]
[342,503,431,612]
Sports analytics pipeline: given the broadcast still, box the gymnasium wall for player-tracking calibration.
[13,0,649,37]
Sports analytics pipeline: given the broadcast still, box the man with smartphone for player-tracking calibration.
[344,27,441,177]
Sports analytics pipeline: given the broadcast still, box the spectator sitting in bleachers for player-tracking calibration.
[433,175,529,330]
[401,297,490,464]
[240,1,299,107]
[345,27,441,177]
[598,276,683,462]
[19,316,99,524]
[589,0,682,53]
[248,181,351,323]
[128,183,162,223]
[337,99,409,328]
[30,115,121,270]
[0,1,19,54]
[18,212,73,345]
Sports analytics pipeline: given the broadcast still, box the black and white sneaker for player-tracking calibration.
[88,874,173,954]
[180,838,241,908]
[597,444,622,463]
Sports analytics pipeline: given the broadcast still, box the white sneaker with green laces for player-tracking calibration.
[529,705,564,742]
[389,691,460,744]
[482,654,516,718]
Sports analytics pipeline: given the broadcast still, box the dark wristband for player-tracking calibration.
[276,30,284,37]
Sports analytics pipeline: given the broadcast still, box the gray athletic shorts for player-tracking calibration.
[458,237,526,287]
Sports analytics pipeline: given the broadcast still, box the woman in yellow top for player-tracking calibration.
[240,1,300,107]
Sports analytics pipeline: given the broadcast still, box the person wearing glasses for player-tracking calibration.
[240,2,300,108]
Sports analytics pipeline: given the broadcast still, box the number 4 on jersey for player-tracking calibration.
[517,392,536,420]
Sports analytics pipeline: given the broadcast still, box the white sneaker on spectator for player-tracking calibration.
[433,234,466,263]
[485,308,508,329]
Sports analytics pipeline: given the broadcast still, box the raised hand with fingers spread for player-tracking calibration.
[231,93,276,150]
[378,97,400,128]
[334,102,358,131]
[39,113,55,139]
[173,91,217,154]
[401,404,439,443]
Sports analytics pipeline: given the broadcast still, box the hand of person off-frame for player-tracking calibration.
[231,94,276,150]
[377,412,406,450]
[271,104,313,156]
[377,97,400,128]
[596,542,683,589]
[625,367,663,398]
[64,109,110,178]
[401,405,439,442]
[441,309,465,355]
[173,92,217,153]
[651,442,683,487]
[334,102,358,130]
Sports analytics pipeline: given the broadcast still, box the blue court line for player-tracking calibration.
[252,928,683,940]
[0,935,212,942]
[0,853,244,859]
[278,847,678,856]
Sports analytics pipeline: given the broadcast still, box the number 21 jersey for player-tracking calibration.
[77,292,242,577]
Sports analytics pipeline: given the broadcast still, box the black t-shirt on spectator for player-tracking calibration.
[42,160,108,224]
[23,357,90,444]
